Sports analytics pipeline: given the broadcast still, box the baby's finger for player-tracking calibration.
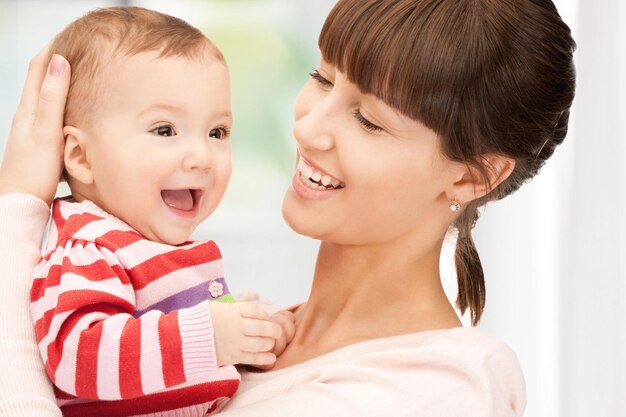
[35,54,70,139]
[272,309,296,322]
[237,301,271,321]
[273,334,288,357]
[242,319,282,339]
[238,351,277,367]
[271,311,297,342]
[16,43,52,118]
[241,336,275,354]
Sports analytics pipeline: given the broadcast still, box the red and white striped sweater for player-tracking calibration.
[30,198,239,417]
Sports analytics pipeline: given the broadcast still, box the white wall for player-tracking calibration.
[478,1,626,416]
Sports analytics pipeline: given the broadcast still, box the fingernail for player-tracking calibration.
[49,54,64,77]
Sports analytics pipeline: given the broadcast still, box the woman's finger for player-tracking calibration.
[15,42,53,120]
[35,54,70,138]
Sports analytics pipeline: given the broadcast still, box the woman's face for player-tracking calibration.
[282,59,461,246]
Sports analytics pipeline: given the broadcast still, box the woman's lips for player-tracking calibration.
[291,158,344,201]
[297,157,345,190]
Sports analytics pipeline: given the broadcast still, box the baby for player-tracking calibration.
[29,7,294,417]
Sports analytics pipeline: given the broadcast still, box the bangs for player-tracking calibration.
[318,0,506,149]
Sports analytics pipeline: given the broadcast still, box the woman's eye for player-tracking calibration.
[152,125,176,137]
[353,110,383,133]
[309,69,333,88]
[209,127,230,140]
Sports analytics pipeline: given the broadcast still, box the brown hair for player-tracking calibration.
[319,0,576,325]
[50,6,223,125]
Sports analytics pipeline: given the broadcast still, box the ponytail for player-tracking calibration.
[454,203,485,326]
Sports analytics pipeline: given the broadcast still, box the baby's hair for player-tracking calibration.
[50,6,223,126]
[320,0,576,325]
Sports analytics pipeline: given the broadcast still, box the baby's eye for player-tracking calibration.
[152,124,177,137]
[209,127,230,140]
[309,69,333,88]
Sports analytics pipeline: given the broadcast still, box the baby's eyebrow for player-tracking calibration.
[138,105,232,121]
[214,110,233,121]
[139,103,184,116]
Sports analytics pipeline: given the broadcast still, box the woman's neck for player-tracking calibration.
[273,236,462,370]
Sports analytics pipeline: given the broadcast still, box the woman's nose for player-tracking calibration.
[293,89,337,152]
[182,136,213,172]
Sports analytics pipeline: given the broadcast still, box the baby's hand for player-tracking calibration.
[209,301,282,367]
[253,310,297,371]
[269,310,296,357]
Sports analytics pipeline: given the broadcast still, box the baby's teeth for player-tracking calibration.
[312,171,322,182]
[331,180,340,188]
[321,175,331,186]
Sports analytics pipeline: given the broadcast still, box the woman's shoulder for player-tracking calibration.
[348,326,522,374]
[403,326,520,361]
[347,327,526,415]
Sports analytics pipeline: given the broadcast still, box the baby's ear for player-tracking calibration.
[63,126,94,185]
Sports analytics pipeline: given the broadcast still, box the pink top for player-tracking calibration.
[216,327,526,416]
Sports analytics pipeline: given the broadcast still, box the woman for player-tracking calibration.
[0,0,575,416]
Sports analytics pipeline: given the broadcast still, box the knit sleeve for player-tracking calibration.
[0,193,62,417]
[31,238,219,401]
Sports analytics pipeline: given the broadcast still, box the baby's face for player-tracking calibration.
[80,50,232,245]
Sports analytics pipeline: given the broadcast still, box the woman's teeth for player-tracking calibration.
[298,159,344,190]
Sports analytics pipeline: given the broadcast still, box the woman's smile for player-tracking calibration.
[291,155,345,201]
[297,156,344,190]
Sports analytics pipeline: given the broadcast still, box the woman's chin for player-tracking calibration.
[281,193,324,240]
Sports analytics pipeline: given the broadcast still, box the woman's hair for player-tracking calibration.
[319,0,576,325]
[49,6,223,125]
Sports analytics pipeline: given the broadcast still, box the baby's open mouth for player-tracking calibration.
[161,189,202,211]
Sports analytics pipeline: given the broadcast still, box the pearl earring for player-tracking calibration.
[449,199,461,212]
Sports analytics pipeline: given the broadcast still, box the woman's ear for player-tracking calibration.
[448,154,516,205]
[63,126,94,185]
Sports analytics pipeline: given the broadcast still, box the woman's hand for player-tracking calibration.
[0,44,70,206]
